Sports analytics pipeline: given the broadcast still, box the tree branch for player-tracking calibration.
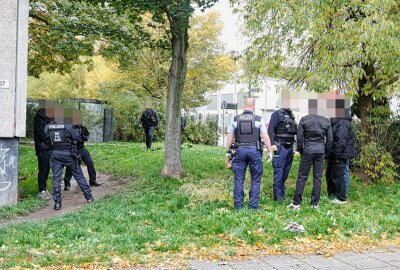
[142,84,162,99]
[29,11,49,25]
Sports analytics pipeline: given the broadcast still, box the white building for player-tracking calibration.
[195,78,288,146]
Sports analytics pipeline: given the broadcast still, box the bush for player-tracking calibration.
[354,120,399,183]
[182,118,217,145]
[359,142,398,184]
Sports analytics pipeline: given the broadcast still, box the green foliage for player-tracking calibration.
[111,92,165,142]
[235,0,400,133]
[182,118,217,145]
[29,0,147,77]
[1,144,400,267]
[359,142,398,184]
[25,104,38,139]
[0,146,47,220]
[353,120,400,183]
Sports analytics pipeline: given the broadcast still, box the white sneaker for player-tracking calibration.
[331,198,347,204]
[311,204,319,209]
[287,203,300,210]
[38,190,51,200]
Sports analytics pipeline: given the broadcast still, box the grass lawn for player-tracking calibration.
[0,143,399,268]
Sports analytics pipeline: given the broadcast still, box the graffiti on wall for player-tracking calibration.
[0,144,16,191]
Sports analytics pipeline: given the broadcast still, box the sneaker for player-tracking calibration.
[311,204,319,209]
[87,198,95,204]
[38,190,51,200]
[331,198,347,204]
[64,185,71,191]
[89,180,101,187]
[286,203,300,210]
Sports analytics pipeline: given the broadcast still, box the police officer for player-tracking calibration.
[33,106,52,200]
[140,108,160,150]
[45,112,94,210]
[63,110,101,190]
[226,98,270,210]
[63,124,101,190]
[287,110,333,210]
[267,107,298,201]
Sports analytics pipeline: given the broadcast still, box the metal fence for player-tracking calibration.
[26,98,114,143]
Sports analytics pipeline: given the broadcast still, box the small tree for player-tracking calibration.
[233,0,400,141]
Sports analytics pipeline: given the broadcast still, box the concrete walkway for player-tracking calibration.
[131,247,400,270]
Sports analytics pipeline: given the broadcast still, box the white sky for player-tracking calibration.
[205,0,245,53]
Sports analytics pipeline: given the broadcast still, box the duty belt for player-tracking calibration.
[277,141,294,148]
[236,142,258,146]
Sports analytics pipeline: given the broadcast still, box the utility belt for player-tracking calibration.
[276,141,294,149]
[51,143,72,150]
[235,141,263,151]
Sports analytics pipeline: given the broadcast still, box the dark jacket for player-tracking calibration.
[140,109,159,127]
[44,122,82,152]
[297,114,333,155]
[330,117,356,160]
[73,125,90,149]
[34,109,51,152]
[268,108,296,145]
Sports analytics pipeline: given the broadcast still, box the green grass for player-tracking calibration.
[0,143,399,268]
[0,146,48,220]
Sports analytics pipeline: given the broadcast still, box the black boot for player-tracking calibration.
[54,202,62,210]
[89,180,101,187]
[64,179,71,191]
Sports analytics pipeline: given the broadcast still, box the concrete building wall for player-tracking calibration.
[0,0,28,138]
[0,0,29,206]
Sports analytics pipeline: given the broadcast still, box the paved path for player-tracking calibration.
[130,247,400,270]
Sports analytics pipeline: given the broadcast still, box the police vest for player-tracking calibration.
[234,113,261,143]
[47,124,72,149]
[275,109,297,142]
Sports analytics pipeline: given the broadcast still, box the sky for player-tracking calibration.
[206,0,245,53]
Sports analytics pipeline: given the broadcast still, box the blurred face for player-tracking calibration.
[72,109,82,125]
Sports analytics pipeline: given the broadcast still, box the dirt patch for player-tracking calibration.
[0,167,122,226]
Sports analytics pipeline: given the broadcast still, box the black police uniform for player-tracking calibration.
[292,114,333,206]
[140,109,159,150]
[267,109,297,201]
[34,109,51,193]
[230,110,265,209]
[45,122,94,210]
[63,125,100,189]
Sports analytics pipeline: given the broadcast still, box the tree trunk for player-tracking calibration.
[357,92,373,142]
[161,18,189,179]
[356,62,375,144]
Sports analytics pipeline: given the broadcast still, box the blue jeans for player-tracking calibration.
[272,145,294,201]
[344,159,350,193]
[231,146,263,209]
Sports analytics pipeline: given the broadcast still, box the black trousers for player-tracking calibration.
[144,126,155,149]
[50,150,93,203]
[64,147,96,185]
[36,150,50,192]
[293,153,325,206]
[326,159,347,201]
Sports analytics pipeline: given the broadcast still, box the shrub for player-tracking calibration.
[359,141,398,184]
[182,118,217,145]
[354,119,399,183]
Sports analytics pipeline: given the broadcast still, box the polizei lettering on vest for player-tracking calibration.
[240,114,253,120]
[49,125,65,129]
